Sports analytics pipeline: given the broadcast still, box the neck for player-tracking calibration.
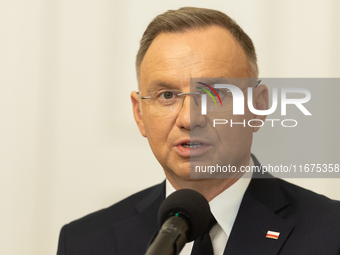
[165,156,251,201]
[165,173,244,202]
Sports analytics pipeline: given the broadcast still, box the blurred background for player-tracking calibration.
[1,0,339,254]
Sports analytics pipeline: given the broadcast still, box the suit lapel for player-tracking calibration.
[224,157,295,255]
[114,182,165,255]
[113,156,295,255]
[224,190,294,255]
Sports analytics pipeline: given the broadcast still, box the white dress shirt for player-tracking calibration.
[165,158,253,255]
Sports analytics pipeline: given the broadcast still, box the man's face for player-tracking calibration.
[131,26,267,181]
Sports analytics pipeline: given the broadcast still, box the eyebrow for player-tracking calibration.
[193,77,256,87]
[193,77,234,85]
[146,80,180,93]
[145,77,248,93]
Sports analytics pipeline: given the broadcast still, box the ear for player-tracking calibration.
[252,84,269,133]
[131,91,147,137]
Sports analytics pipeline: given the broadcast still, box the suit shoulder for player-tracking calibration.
[63,183,163,232]
[57,183,164,254]
[276,178,340,215]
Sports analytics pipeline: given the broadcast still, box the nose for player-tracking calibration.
[175,93,207,130]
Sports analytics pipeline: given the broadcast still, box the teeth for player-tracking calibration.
[182,143,203,148]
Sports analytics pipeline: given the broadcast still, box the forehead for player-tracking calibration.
[139,25,250,91]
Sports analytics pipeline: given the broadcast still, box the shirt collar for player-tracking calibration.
[165,157,253,237]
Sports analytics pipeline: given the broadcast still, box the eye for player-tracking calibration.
[160,91,175,99]
[206,88,223,97]
[213,89,221,96]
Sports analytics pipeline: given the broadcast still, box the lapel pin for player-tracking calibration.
[266,230,280,240]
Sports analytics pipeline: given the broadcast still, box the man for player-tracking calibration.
[57,7,340,255]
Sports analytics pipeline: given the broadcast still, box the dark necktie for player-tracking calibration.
[190,215,217,255]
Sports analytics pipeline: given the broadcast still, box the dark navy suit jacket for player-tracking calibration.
[57,156,340,254]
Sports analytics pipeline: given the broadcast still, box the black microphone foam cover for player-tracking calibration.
[158,189,211,242]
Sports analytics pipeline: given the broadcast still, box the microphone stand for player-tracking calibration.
[145,216,188,255]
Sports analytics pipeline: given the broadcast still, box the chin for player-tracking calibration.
[175,170,192,180]
[175,170,212,182]
[165,166,191,180]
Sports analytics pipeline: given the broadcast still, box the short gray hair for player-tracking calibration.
[136,7,259,84]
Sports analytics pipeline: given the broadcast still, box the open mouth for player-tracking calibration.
[182,142,203,149]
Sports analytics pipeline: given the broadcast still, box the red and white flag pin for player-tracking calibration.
[266,230,280,240]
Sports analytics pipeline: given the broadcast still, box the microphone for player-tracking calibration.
[145,189,211,255]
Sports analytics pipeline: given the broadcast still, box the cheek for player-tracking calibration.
[232,113,254,139]
[142,115,174,145]
[209,111,253,148]
[142,115,178,167]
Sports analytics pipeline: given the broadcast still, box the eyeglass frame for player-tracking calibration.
[136,80,261,100]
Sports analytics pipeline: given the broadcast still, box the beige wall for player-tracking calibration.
[1,0,339,254]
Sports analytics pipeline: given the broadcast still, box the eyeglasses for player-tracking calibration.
[137,79,261,117]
